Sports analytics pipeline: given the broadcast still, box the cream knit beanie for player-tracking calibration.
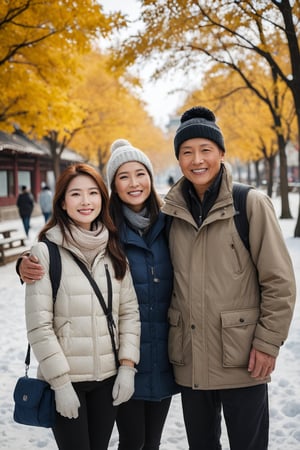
[106,139,153,187]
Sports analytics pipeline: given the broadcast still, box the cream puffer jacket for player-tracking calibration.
[25,227,140,389]
[162,165,296,390]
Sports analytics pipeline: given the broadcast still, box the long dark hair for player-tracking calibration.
[109,165,162,229]
[39,163,127,279]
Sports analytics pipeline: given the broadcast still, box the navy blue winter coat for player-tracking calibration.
[119,211,179,401]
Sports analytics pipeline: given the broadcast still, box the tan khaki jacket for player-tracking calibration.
[162,165,296,390]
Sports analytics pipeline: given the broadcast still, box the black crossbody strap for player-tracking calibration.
[25,343,31,376]
[103,264,119,369]
[71,254,119,369]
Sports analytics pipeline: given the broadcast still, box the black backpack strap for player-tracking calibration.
[232,183,253,253]
[41,237,62,303]
[24,238,61,373]
[70,253,119,369]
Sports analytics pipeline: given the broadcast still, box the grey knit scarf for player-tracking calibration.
[122,204,151,235]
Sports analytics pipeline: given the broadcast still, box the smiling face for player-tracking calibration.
[178,137,225,200]
[62,174,102,230]
[114,161,151,212]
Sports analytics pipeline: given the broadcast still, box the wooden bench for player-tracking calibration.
[0,236,27,265]
[0,228,18,239]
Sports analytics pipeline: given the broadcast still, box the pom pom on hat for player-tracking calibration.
[174,106,225,158]
[110,139,131,153]
[106,139,154,187]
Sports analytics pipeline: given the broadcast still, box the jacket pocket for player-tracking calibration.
[221,308,259,367]
[168,307,184,366]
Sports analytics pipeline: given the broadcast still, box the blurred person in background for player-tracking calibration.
[39,184,53,223]
[16,185,34,237]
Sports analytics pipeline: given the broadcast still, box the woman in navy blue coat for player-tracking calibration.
[107,139,178,450]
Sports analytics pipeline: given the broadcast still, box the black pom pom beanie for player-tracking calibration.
[174,106,225,158]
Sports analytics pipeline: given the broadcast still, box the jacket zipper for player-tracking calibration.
[151,266,160,283]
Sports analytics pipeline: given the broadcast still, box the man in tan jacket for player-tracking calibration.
[162,106,296,450]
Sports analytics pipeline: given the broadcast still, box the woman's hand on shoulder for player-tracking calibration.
[19,254,45,283]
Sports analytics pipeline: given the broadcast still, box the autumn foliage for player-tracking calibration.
[0,0,171,175]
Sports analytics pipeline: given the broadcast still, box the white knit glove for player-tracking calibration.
[112,365,137,406]
[53,382,80,419]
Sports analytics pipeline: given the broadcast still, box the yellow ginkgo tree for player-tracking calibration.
[0,0,126,178]
[180,64,296,197]
[107,0,300,233]
[70,51,172,176]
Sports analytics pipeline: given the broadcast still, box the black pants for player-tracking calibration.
[52,377,117,450]
[21,215,30,236]
[181,384,269,450]
[117,397,172,450]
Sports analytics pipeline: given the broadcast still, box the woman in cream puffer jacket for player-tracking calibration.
[26,227,140,386]
[25,163,140,450]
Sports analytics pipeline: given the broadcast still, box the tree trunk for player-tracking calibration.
[294,193,300,237]
[254,160,260,187]
[293,116,300,236]
[267,155,276,198]
[247,163,251,185]
[45,131,63,182]
[277,134,292,218]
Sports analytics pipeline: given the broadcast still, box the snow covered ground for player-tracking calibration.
[0,192,299,449]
